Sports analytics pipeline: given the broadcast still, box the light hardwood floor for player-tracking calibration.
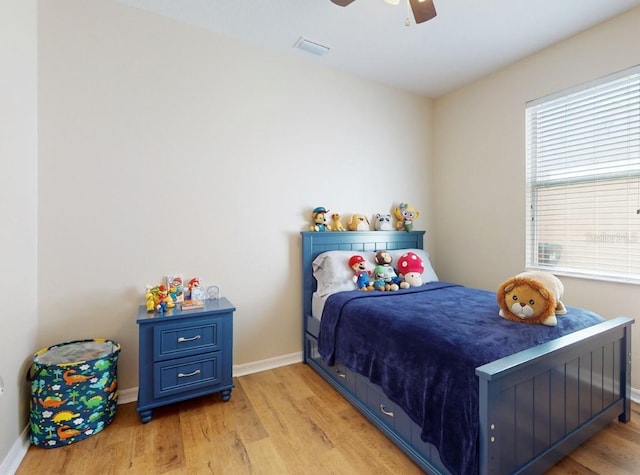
[16,363,640,474]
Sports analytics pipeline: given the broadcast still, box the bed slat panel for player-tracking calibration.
[549,366,566,443]
[579,352,593,425]
[533,372,551,455]
[515,379,535,463]
[591,347,604,415]
[565,358,580,431]
[603,343,615,407]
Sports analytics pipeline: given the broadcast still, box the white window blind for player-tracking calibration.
[525,65,640,283]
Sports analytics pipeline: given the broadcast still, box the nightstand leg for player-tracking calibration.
[221,389,232,402]
[138,409,153,423]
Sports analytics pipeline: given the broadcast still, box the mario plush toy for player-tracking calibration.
[497,271,567,326]
[349,255,374,291]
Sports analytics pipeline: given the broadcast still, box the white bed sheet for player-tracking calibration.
[312,292,329,320]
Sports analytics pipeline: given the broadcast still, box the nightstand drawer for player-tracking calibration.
[154,352,222,398]
[153,318,221,361]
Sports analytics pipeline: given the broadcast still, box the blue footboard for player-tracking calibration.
[476,316,633,475]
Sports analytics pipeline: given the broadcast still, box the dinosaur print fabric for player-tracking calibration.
[28,339,120,448]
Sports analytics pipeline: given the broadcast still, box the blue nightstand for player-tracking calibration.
[135,298,235,423]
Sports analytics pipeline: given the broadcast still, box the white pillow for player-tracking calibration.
[382,249,439,284]
[312,248,438,297]
[312,251,377,297]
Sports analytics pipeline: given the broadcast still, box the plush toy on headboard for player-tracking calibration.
[310,206,331,232]
[331,213,346,231]
[394,203,420,232]
[497,271,567,326]
[374,213,393,231]
[348,214,370,231]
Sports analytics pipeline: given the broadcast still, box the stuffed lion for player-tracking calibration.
[497,271,567,326]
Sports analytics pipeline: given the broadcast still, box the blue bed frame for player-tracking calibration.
[301,230,633,475]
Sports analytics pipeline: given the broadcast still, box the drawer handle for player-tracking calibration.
[380,405,394,417]
[336,369,346,379]
[178,369,201,378]
[178,335,201,343]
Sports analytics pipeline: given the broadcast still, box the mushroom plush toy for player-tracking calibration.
[397,252,425,287]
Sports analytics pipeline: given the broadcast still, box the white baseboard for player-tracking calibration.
[233,351,303,377]
[117,386,138,405]
[0,426,29,475]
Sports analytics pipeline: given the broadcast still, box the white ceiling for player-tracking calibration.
[115,0,640,98]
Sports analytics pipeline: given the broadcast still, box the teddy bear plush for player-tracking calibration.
[497,271,567,326]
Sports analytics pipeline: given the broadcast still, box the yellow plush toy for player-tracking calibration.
[348,214,370,231]
[331,213,346,231]
[394,203,420,231]
[497,271,567,326]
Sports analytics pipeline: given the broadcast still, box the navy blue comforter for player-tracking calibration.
[318,282,605,475]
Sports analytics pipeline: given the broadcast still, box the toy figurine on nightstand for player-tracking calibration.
[310,206,331,232]
[145,286,157,312]
[156,285,175,312]
[167,276,185,303]
[186,277,200,300]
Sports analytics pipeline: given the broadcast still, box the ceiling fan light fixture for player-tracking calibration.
[330,0,436,25]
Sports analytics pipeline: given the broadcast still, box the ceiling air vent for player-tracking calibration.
[294,36,330,56]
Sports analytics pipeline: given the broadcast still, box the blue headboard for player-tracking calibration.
[300,230,425,319]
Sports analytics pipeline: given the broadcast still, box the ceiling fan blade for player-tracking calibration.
[409,0,437,23]
[330,0,357,6]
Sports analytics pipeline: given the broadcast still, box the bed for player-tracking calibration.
[301,230,633,475]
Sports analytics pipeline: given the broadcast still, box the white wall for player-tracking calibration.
[0,0,38,469]
[37,0,433,391]
[433,7,640,384]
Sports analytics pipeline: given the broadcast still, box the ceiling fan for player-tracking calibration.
[330,0,437,25]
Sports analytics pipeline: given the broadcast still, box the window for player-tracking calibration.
[525,65,640,283]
